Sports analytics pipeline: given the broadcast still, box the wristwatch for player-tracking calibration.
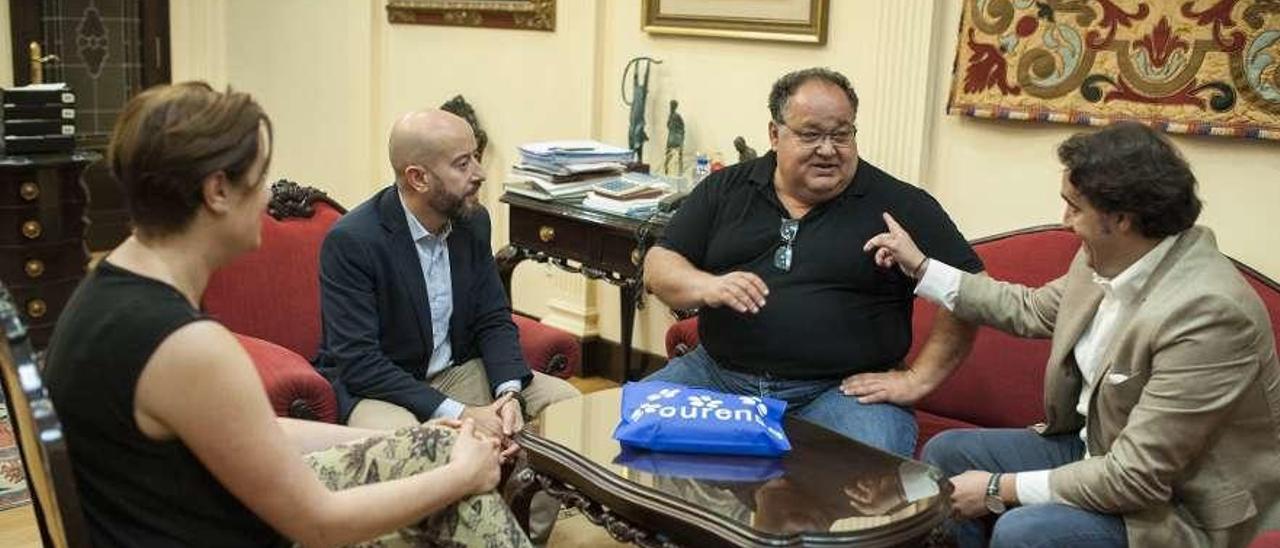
[985,473,1007,514]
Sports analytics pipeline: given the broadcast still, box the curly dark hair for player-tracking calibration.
[1057,122,1201,239]
[768,67,859,123]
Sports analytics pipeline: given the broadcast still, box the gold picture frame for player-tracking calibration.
[642,0,829,45]
[386,0,555,32]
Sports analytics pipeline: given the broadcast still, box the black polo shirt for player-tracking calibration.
[657,151,983,379]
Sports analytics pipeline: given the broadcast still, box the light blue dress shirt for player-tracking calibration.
[401,193,520,419]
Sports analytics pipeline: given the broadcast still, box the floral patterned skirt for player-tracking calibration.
[303,425,532,548]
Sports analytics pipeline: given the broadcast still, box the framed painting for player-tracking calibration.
[386,0,555,31]
[642,0,829,45]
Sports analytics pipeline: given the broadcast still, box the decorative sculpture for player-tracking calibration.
[440,94,488,161]
[664,100,685,175]
[621,56,662,164]
[733,136,759,163]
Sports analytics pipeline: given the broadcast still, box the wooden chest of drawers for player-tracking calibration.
[0,152,100,347]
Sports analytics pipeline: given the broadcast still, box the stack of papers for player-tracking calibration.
[581,193,665,216]
[580,172,672,217]
[517,140,634,168]
[505,140,632,201]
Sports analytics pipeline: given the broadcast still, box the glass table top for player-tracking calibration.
[523,388,949,538]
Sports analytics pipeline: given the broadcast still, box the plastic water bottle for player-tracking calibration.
[693,152,711,183]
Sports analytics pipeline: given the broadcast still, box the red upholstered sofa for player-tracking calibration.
[202,181,581,423]
[664,225,1280,456]
[1252,531,1280,548]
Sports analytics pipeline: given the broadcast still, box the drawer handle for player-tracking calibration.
[22,220,43,240]
[631,248,643,266]
[538,226,556,243]
[27,299,48,319]
[24,259,45,278]
[20,182,40,201]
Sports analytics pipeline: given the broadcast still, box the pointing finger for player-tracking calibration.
[882,212,905,235]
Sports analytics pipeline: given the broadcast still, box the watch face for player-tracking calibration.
[985,494,1006,514]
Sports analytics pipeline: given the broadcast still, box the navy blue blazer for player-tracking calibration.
[314,185,530,422]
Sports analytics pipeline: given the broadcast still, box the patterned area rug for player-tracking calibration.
[0,403,30,510]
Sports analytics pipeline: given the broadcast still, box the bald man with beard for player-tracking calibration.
[315,109,578,445]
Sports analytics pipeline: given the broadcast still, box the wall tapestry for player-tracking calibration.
[948,0,1280,140]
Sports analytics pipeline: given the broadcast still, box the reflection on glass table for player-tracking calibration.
[521,388,950,545]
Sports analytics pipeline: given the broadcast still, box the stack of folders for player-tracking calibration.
[580,172,672,217]
[1,83,77,156]
[505,140,633,202]
[517,140,634,168]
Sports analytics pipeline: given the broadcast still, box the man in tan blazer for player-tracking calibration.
[855,122,1280,547]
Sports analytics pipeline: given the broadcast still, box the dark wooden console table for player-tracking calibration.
[496,193,668,380]
[512,389,952,547]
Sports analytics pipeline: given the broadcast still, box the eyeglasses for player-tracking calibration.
[774,218,800,272]
[776,121,857,149]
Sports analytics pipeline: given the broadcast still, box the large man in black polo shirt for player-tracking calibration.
[643,68,984,456]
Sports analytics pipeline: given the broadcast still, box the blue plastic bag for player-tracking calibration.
[612,381,791,457]
[612,446,785,482]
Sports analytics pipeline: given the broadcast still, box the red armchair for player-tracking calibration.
[1252,531,1280,548]
[664,225,1280,456]
[202,181,581,423]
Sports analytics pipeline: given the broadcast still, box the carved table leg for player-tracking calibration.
[620,280,640,381]
[529,471,678,548]
[505,466,541,535]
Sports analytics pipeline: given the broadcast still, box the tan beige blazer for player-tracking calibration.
[953,226,1280,547]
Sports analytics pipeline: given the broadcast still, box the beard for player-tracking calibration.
[427,187,480,220]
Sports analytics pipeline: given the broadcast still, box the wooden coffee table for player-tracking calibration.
[512,388,951,547]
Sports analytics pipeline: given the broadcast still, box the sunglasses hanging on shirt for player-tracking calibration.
[774,218,800,272]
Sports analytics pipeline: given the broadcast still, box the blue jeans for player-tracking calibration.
[922,428,1127,548]
[643,345,917,457]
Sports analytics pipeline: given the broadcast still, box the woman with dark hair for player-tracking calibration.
[44,82,530,547]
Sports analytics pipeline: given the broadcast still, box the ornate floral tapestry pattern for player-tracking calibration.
[948,0,1280,140]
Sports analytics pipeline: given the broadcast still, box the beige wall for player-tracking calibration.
[160,0,1278,357]
[172,0,381,209]
[1,0,12,87]
[596,1,940,182]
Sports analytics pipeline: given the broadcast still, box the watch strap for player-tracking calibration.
[987,472,1003,497]
[985,472,1007,514]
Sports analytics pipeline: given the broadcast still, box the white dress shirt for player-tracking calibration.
[402,194,520,419]
[914,235,1177,505]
